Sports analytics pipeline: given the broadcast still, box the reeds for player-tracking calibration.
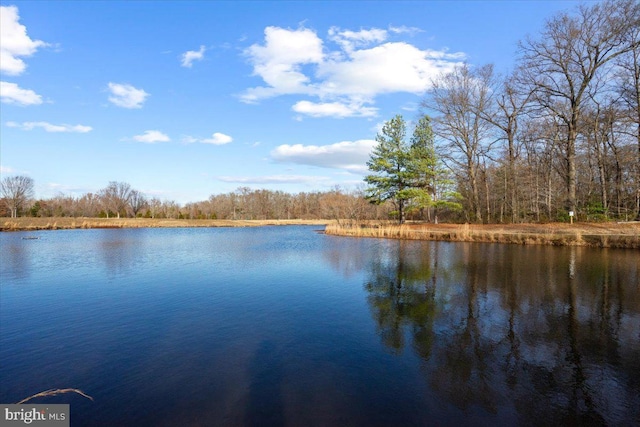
[1,217,330,231]
[16,388,94,404]
[324,223,640,249]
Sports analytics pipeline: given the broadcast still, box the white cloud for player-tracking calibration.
[45,182,92,195]
[0,81,42,105]
[181,136,198,144]
[181,45,206,68]
[108,82,149,109]
[0,5,47,76]
[0,165,15,174]
[132,130,170,143]
[202,132,232,145]
[270,139,376,173]
[241,26,324,103]
[241,25,465,117]
[371,121,386,134]
[317,42,463,98]
[292,100,377,118]
[182,132,233,145]
[401,102,418,112]
[218,175,330,184]
[328,27,388,52]
[389,25,423,36]
[6,121,92,133]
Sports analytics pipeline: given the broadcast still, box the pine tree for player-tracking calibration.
[364,115,413,223]
[365,114,462,224]
[408,115,462,222]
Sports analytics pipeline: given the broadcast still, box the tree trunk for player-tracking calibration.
[509,151,517,223]
[637,122,640,220]
[567,126,577,214]
[468,159,482,223]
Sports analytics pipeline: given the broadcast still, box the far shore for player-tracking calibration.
[1,217,329,231]
[2,217,639,249]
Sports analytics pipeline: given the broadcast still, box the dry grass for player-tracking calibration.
[325,221,640,249]
[16,388,94,404]
[4,217,638,248]
[1,217,330,231]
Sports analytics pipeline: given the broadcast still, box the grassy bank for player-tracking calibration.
[1,217,329,231]
[4,218,638,249]
[325,222,640,249]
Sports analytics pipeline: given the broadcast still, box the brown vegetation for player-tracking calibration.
[325,222,640,249]
[16,388,94,405]
[4,217,638,249]
[1,217,329,232]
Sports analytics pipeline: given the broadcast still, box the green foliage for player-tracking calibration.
[365,115,414,223]
[556,211,571,223]
[585,202,608,222]
[586,201,606,216]
[365,114,461,223]
[30,201,41,217]
[98,210,116,218]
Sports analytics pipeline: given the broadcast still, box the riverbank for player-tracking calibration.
[3,218,638,248]
[325,222,640,249]
[0,217,329,231]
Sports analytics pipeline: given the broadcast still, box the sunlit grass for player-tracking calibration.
[325,222,640,249]
[1,217,331,231]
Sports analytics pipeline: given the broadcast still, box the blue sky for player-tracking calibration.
[1,0,582,204]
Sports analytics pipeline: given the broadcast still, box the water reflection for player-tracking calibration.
[244,340,285,425]
[363,241,640,425]
[0,235,31,281]
[97,229,145,277]
[364,241,438,357]
[2,228,638,426]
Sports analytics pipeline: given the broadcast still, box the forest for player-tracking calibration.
[2,0,639,224]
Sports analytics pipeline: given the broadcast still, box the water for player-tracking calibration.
[1,226,638,426]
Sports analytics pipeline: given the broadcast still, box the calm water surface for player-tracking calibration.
[1,226,639,426]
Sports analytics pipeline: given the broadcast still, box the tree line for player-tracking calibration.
[2,1,638,224]
[413,0,639,223]
[0,176,401,222]
[364,0,640,223]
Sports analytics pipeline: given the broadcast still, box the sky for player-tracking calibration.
[0,0,584,204]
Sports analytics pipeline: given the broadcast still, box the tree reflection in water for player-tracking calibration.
[364,241,438,358]
[363,240,640,425]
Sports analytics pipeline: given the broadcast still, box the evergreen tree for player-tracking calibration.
[365,115,414,223]
[408,115,462,222]
[365,114,462,224]
[406,115,438,217]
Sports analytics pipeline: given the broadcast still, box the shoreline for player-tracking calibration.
[3,217,638,249]
[324,222,640,249]
[1,217,329,231]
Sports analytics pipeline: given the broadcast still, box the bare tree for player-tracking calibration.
[128,190,147,217]
[76,193,101,217]
[423,63,496,223]
[614,25,640,218]
[99,181,132,218]
[519,0,640,214]
[148,197,162,218]
[481,72,533,222]
[1,175,34,218]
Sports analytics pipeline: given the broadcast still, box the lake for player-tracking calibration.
[1,226,638,426]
